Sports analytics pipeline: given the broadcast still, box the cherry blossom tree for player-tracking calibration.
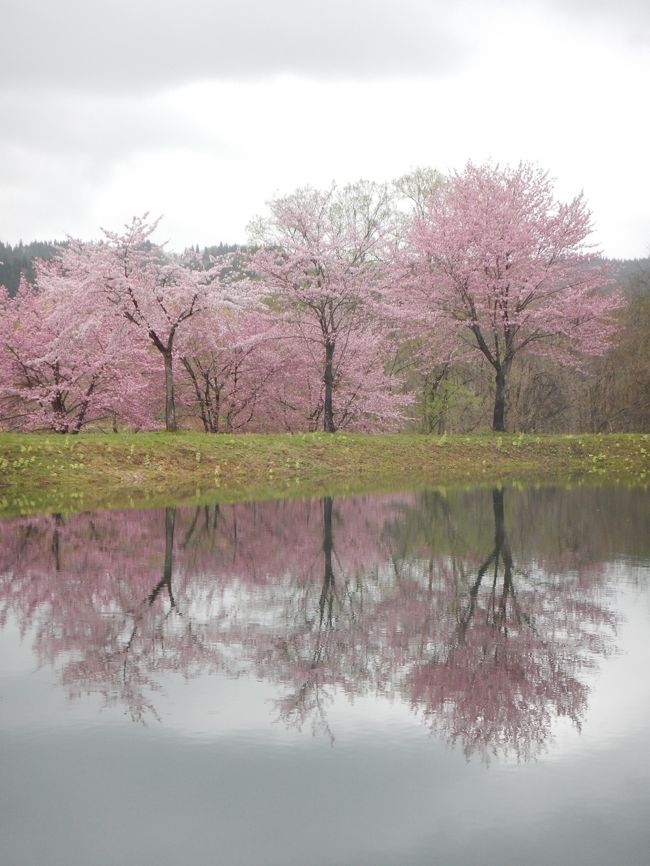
[249,182,408,432]
[0,218,269,433]
[177,305,286,432]
[0,266,155,432]
[96,216,226,432]
[404,162,623,431]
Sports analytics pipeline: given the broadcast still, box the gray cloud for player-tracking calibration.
[2,0,469,94]
[542,0,650,21]
[3,0,648,98]
[0,91,213,160]
[541,0,650,44]
[0,85,232,242]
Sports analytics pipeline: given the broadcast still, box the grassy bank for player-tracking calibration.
[0,431,648,517]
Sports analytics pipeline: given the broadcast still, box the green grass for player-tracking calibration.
[0,431,648,517]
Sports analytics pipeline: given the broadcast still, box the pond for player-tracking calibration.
[1,485,649,866]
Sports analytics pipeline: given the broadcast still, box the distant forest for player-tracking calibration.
[0,240,62,296]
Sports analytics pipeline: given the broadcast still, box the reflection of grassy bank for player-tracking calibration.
[0,432,648,517]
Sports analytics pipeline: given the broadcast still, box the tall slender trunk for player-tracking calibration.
[163,350,177,432]
[181,357,209,432]
[323,341,336,433]
[492,367,507,432]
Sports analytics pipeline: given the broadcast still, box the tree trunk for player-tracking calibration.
[163,350,177,432]
[72,377,96,434]
[180,357,210,432]
[323,341,336,433]
[492,367,507,432]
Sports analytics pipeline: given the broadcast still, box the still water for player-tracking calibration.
[1,486,649,866]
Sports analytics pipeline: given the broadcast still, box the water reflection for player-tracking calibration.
[1,487,646,760]
[393,489,617,759]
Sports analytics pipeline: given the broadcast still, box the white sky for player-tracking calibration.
[1,0,649,258]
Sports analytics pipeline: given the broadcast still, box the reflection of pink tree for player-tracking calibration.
[0,507,232,720]
[400,489,617,759]
[0,491,619,756]
[256,497,379,740]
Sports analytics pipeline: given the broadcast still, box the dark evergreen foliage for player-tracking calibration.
[0,240,62,297]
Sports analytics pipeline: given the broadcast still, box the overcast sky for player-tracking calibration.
[1,0,649,257]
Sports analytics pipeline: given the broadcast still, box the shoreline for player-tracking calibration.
[0,431,648,517]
